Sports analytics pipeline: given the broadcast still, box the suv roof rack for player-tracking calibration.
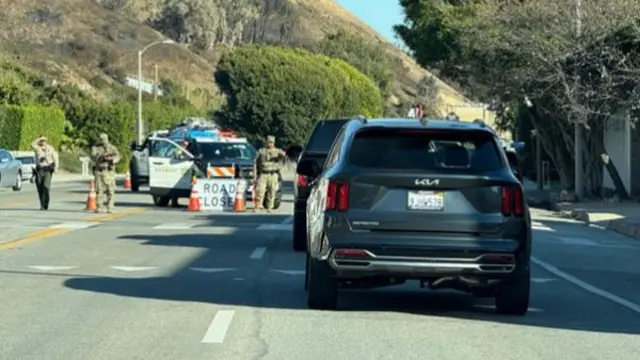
[356,114,367,124]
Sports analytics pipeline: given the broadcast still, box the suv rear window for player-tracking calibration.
[348,129,503,172]
[305,120,348,153]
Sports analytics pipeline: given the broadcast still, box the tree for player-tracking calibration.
[396,0,640,194]
[316,30,395,103]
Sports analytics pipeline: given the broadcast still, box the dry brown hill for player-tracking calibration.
[0,0,478,116]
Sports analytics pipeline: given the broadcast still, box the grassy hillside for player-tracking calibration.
[0,0,474,116]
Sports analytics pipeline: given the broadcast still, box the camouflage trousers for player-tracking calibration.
[255,173,279,210]
[95,170,116,211]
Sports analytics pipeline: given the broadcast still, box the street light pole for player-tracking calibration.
[136,39,176,145]
[574,0,584,199]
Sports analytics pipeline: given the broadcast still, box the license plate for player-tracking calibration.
[407,191,444,211]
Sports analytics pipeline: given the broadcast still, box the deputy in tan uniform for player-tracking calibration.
[31,135,59,210]
[253,135,286,212]
[91,133,121,213]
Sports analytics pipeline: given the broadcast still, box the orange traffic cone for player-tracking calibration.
[123,171,131,189]
[233,180,246,212]
[86,179,97,211]
[187,177,201,212]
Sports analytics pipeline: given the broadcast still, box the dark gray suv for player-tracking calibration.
[298,118,531,315]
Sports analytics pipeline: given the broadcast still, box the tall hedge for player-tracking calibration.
[214,45,383,146]
[0,105,65,150]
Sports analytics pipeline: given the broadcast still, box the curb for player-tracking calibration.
[557,209,640,240]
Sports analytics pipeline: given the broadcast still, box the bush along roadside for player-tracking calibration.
[0,104,65,149]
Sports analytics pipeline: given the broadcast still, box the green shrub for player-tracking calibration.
[76,100,135,172]
[0,104,65,150]
[214,45,383,146]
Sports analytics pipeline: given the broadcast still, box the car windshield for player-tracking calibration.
[348,129,503,172]
[17,156,34,164]
[196,142,256,160]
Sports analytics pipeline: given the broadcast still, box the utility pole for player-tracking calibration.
[154,63,159,101]
[574,0,584,199]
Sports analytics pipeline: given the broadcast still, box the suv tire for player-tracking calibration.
[306,256,338,310]
[292,213,307,252]
[495,267,530,316]
[152,195,170,207]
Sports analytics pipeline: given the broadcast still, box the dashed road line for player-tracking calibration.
[256,223,292,231]
[281,216,293,224]
[109,266,158,272]
[50,222,98,230]
[153,223,195,230]
[201,310,235,344]
[532,221,554,232]
[29,266,78,271]
[250,247,267,259]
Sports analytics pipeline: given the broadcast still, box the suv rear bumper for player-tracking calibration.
[322,234,527,279]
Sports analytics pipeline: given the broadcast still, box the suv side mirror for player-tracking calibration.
[286,145,303,161]
[129,141,138,151]
[297,158,320,177]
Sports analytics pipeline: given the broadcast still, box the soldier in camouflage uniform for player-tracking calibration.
[91,133,121,213]
[253,135,286,212]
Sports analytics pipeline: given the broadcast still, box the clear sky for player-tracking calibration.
[335,0,404,43]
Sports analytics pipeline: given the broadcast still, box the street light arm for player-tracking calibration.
[140,40,163,55]
[140,39,176,55]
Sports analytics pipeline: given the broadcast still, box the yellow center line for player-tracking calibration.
[0,228,70,250]
[0,207,148,250]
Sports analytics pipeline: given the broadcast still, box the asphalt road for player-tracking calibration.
[1,181,639,359]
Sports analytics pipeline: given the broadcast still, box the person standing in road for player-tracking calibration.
[31,135,59,210]
[91,133,121,213]
[253,135,286,212]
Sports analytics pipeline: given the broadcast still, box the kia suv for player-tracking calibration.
[299,118,531,315]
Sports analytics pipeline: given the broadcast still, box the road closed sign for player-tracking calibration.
[194,179,247,211]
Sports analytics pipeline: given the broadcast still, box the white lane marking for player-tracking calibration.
[29,266,78,271]
[271,269,305,276]
[532,257,640,315]
[110,266,157,272]
[250,247,267,259]
[153,223,194,230]
[281,216,293,224]
[256,224,292,231]
[201,310,235,344]
[559,237,599,246]
[190,267,237,273]
[532,277,557,283]
[49,222,96,229]
[532,221,554,232]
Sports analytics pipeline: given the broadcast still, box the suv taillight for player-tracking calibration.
[297,175,308,186]
[326,181,349,212]
[501,185,524,217]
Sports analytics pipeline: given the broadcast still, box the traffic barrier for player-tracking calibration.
[192,178,247,211]
[207,166,235,178]
[188,177,201,212]
[232,180,246,212]
[123,171,131,189]
[86,179,97,211]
